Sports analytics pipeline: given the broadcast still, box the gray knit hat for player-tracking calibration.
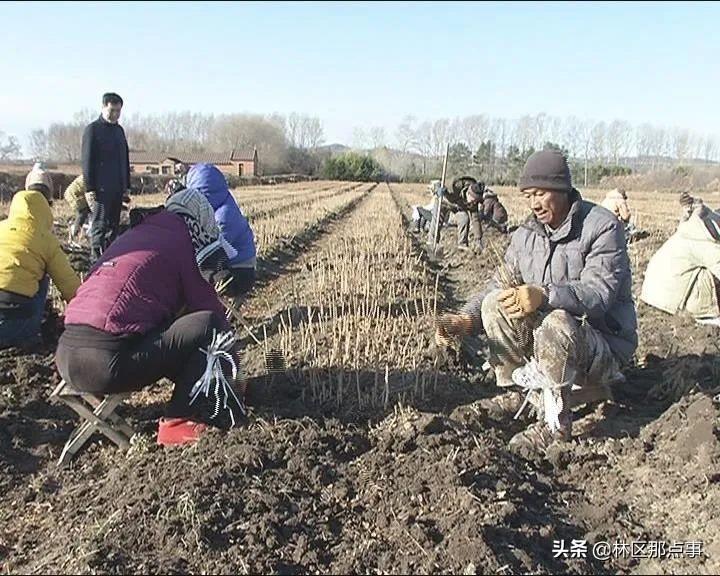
[518,149,573,193]
[25,167,54,200]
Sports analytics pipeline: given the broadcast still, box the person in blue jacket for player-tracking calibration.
[186,163,257,301]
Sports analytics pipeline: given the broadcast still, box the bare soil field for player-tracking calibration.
[1,181,718,574]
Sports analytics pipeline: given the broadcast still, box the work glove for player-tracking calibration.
[498,285,547,319]
[435,313,474,348]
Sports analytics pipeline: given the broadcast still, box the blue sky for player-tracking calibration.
[1,1,718,151]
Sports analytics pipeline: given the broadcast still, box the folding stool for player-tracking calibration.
[50,379,136,466]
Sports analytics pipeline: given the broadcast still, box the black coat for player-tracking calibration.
[81,116,130,201]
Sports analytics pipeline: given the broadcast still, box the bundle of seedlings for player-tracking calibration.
[215,277,287,375]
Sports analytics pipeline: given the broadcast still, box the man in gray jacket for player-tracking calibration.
[436,149,637,457]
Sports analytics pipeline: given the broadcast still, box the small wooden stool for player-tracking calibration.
[50,379,136,466]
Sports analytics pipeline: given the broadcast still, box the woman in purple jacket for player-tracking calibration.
[55,189,244,445]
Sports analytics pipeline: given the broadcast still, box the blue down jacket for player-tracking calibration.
[186,163,256,266]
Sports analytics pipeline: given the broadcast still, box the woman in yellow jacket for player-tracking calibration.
[0,169,81,348]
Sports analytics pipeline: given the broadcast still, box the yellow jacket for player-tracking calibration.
[0,191,80,302]
[63,175,88,211]
[641,210,720,318]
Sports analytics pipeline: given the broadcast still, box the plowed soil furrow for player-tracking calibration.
[1,182,718,575]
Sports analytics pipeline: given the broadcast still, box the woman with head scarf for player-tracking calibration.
[185,163,257,302]
[55,189,244,445]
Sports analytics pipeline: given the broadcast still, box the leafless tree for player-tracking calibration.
[515,115,535,152]
[352,127,368,150]
[47,123,83,162]
[412,121,435,174]
[394,115,417,153]
[283,113,324,149]
[73,108,97,126]
[459,115,489,151]
[207,113,287,172]
[635,123,654,160]
[369,126,386,149]
[590,121,606,163]
[671,127,690,163]
[301,117,324,149]
[563,116,584,159]
[492,117,509,159]
[412,121,432,157]
[544,115,564,146]
[606,119,631,165]
[648,125,667,168]
[0,131,21,160]
[691,133,705,162]
[704,135,718,163]
[430,118,450,158]
[284,113,302,148]
[446,117,462,147]
[533,113,547,149]
[28,129,48,160]
[579,120,594,186]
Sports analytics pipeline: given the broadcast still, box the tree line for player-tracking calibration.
[355,113,719,169]
[5,111,719,184]
[347,113,719,185]
[360,114,720,164]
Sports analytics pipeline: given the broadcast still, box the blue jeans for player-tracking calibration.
[0,276,50,348]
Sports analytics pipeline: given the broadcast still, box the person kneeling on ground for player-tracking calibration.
[441,177,483,250]
[480,188,509,233]
[601,188,640,242]
[435,149,637,457]
[55,189,244,446]
[63,175,92,246]
[186,163,257,304]
[641,198,720,327]
[0,169,81,349]
[411,180,441,234]
[454,181,484,250]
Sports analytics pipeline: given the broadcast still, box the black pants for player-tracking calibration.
[55,311,239,427]
[90,194,122,261]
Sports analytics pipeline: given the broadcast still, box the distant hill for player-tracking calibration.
[313,143,350,155]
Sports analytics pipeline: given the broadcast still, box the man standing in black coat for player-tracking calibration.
[82,92,131,260]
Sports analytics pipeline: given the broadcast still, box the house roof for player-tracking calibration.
[129,148,256,165]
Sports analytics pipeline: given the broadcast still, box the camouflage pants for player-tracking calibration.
[481,289,619,410]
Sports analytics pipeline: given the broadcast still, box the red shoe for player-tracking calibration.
[157,417,207,446]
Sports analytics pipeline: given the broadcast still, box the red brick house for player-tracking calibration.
[129,148,259,177]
